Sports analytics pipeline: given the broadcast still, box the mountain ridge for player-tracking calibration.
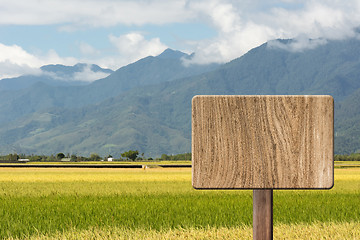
[0,49,220,124]
[0,63,114,92]
[0,41,360,156]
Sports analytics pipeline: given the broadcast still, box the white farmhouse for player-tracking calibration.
[18,159,30,162]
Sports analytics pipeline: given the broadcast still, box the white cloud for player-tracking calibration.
[2,0,360,68]
[0,0,194,27]
[0,60,42,79]
[184,0,360,65]
[183,0,278,64]
[72,32,169,71]
[267,36,328,52]
[109,32,168,65]
[38,64,111,82]
[79,42,100,56]
[265,1,360,40]
[0,43,110,82]
[0,43,44,79]
[0,43,77,79]
[72,65,111,82]
[0,43,43,67]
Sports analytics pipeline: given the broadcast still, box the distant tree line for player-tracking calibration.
[334,153,360,161]
[159,153,191,161]
[1,152,359,162]
[0,151,192,162]
[1,151,360,163]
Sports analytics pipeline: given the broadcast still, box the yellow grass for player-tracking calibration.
[0,168,193,197]
[332,168,360,193]
[10,222,359,240]
[0,167,191,183]
[335,160,360,166]
[1,167,359,239]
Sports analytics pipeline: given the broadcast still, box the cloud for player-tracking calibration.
[38,63,112,82]
[72,65,111,82]
[267,36,328,52]
[79,42,100,56]
[183,0,277,64]
[0,0,194,27]
[0,43,43,67]
[184,0,360,65]
[109,32,168,65]
[2,0,360,68]
[265,1,360,40]
[0,60,42,79]
[0,43,77,79]
[0,43,44,79]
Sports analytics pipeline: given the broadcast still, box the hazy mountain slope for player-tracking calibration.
[334,88,360,153]
[83,49,219,103]
[1,39,360,156]
[217,38,360,99]
[0,82,86,124]
[0,63,113,91]
[0,92,190,156]
[0,49,219,125]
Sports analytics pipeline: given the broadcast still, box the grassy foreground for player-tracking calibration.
[0,167,359,239]
[13,222,360,240]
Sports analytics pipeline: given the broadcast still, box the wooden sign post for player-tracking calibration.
[192,95,334,239]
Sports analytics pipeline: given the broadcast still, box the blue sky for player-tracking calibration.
[1,0,360,80]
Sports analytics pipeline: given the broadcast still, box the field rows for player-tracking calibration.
[11,222,357,240]
[0,167,359,239]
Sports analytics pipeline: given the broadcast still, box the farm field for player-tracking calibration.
[334,160,360,168]
[0,160,192,165]
[0,160,358,168]
[0,167,359,239]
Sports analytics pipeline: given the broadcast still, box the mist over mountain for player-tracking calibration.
[0,40,359,156]
[0,63,114,91]
[86,48,219,104]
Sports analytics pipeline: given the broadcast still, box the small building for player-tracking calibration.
[18,159,30,162]
[107,157,113,162]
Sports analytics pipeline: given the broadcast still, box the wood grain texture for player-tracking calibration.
[192,95,334,189]
[253,189,273,240]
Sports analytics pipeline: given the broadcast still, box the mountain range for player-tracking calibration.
[0,39,359,157]
[0,63,114,91]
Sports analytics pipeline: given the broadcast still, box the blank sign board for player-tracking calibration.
[192,95,334,189]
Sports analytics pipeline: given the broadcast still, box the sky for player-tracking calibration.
[1,0,360,80]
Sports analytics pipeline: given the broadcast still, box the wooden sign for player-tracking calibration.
[192,95,334,189]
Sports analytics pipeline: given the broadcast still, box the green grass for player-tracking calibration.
[0,167,359,239]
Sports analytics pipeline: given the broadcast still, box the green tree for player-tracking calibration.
[7,153,19,161]
[70,154,77,162]
[29,155,42,161]
[56,153,65,160]
[77,156,87,162]
[121,150,139,161]
[89,153,101,161]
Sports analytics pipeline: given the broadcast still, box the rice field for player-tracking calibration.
[0,167,359,239]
